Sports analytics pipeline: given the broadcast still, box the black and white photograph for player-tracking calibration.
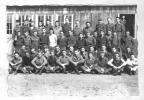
[0,0,144,99]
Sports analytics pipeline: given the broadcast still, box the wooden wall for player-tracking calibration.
[7,5,137,29]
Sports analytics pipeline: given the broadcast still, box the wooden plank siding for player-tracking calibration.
[7,5,137,32]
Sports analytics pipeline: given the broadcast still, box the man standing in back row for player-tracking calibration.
[62,17,71,37]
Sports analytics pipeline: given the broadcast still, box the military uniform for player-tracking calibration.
[62,23,71,37]
[95,23,106,36]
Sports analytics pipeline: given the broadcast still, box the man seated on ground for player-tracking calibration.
[96,51,111,74]
[46,50,60,73]
[108,52,126,75]
[57,50,69,74]
[22,52,34,74]
[31,52,47,74]
[9,52,23,74]
[69,49,84,74]
[81,52,98,73]
[126,54,138,75]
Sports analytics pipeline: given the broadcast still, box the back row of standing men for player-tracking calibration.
[12,16,138,58]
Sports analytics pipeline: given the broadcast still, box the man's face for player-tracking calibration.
[94,32,97,37]
[100,31,104,36]
[100,53,105,58]
[17,32,21,36]
[108,31,112,36]
[87,33,91,37]
[39,22,42,26]
[86,23,90,27]
[69,31,73,36]
[43,29,46,33]
[46,21,50,25]
[131,55,135,59]
[62,51,67,56]
[89,53,93,59]
[24,21,28,25]
[127,48,131,52]
[102,46,106,51]
[51,51,55,56]
[24,32,29,36]
[116,18,120,22]
[22,45,26,50]
[65,18,69,23]
[38,53,42,58]
[50,30,53,34]
[79,34,83,38]
[56,47,60,51]
[70,46,74,51]
[55,22,59,26]
[126,31,130,36]
[34,32,37,36]
[107,18,111,23]
[75,21,79,26]
[31,49,35,53]
[112,48,116,53]
[115,54,120,60]
[75,50,79,55]
[90,47,94,51]
[81,48,85,52]
[14,53,19,58]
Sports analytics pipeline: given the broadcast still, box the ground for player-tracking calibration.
[7,73,139,97]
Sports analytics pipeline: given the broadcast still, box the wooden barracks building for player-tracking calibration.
[6,0,137,37]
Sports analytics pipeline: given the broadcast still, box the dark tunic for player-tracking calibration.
[62,23,71,37]
[76,38,86,49]
[83,27,94,36]
[20,25,30,35]
[67,36,76,47]
[106,23,115,33]
[95,23,106,36]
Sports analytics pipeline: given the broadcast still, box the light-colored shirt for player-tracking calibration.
[49,34,57,47]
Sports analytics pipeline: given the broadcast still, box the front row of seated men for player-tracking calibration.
[9,45,138,75]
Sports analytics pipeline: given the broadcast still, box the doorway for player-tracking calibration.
[120,14,135,37]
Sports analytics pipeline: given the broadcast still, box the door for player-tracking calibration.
[120,14,135,37]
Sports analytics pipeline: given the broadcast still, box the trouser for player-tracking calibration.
[9,64,22,74]
[70,62,84,74]
[92,66,112,74]
[35,66,45,74]
[45,65,60,73]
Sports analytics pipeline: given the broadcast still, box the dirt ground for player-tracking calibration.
[7,73,139,97]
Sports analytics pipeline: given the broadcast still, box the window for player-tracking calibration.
[37,15,53,26]
[18,15,34,27]
[57,14,74,29]
[7,14,13,34]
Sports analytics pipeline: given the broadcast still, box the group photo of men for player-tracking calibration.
[9,16,138,76]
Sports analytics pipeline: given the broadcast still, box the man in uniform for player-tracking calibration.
[106,17,115,34]
[73,20,82,39]
[95,19,106,36]
[62,17,71,37]
[45,19,53,34]
[31,52,47,74]
[69,50,84,74]
[83,22,94,36]
[114,17,125,48]
[57,50,70,73]
[20,20,30,36]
